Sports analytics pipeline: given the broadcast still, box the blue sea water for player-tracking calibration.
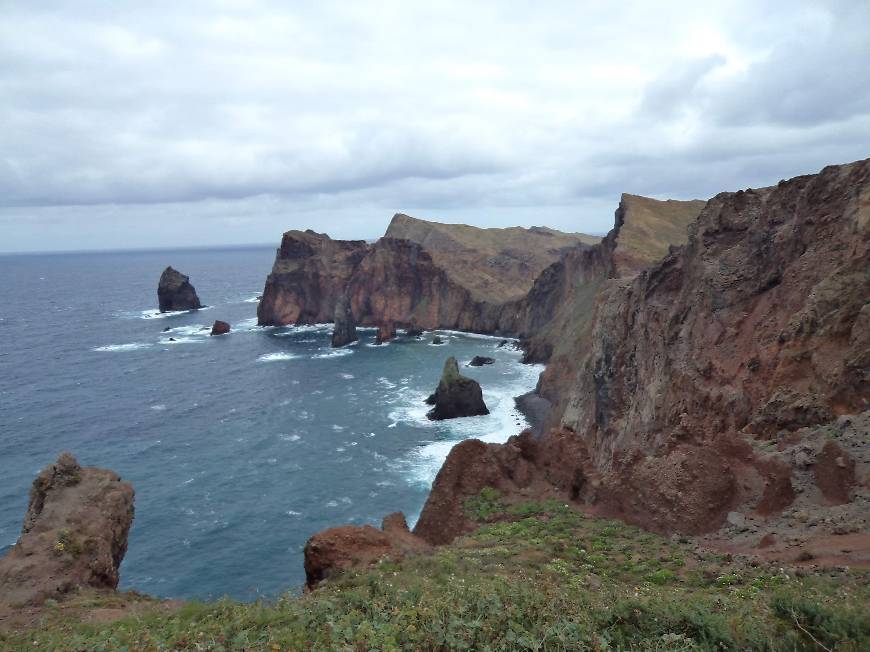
[0,246,542,600]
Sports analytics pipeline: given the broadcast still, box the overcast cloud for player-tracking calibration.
[1,0,868,251]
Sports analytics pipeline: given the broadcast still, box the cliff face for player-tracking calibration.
[257,216,596,331]
[257,230,368,326]
[548,160,870,533]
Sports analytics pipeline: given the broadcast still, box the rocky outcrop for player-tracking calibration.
[413,429,591,545]
[158,267,202,312]
[426,357,489,420]
[374,321,396,345]
[303,512,429,588]
[0,453,134,606]
[331,295,358,348]
[468,356,495,367]
[210,320,230,336]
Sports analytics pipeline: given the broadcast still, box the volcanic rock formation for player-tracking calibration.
[0,453,134,606]
[303,512,429,589]
[426,357,489,420]
[331,295,358,348]
[413,158,870,540]
[210,320,230,336]
[257,215,596,332]
[374,321,396,345]
[157,266,202,312]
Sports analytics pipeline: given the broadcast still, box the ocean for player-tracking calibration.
[0,246,542,600]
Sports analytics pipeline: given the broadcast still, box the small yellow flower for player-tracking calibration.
[53,541,65,552]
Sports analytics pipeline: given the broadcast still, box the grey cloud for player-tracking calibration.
[1,1,868,252]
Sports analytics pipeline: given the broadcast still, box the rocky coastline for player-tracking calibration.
[2,159,868,645]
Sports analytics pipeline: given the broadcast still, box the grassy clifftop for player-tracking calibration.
[385,213,599,303]
[4,497,867,651]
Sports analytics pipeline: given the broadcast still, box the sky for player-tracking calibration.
[2,1,869,252]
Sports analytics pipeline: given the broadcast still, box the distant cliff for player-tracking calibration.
[257,215,598,332]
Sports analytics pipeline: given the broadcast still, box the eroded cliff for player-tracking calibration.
[414,159,870,543]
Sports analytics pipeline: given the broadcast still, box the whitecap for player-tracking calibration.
[286,510,302,517]
[312,348,353,359]
[326,500,339,508]
[159,337,205,345]
[258,352,299,362]
[339,373,355,380]
[161,324,207,336]
[150,404,167,411]
[137,306,213,320]
[243,295,262,303]
[279,433,301,442]
[93,342,151,352]
[331,425,344,432]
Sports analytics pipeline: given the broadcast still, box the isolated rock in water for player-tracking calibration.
[303,511,428,589]
[374,321,397,345]
[431,335,445,345]
[427,357,489,420]
[0,453,134,606]
[157,266,202,312]
[405,326,424,337]
[468,356,495,367]
[210,320,231,336]
[331,295,358,348]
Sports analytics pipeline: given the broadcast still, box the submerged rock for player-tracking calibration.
[426,357,489,420]
[157,266,202,312]
[210,320,231,336]
[468,356,495,367]
[0,453,134,606]
[431,335,445,345]
[331,295,358,348]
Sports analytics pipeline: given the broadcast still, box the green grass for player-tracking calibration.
[2,495,868,651]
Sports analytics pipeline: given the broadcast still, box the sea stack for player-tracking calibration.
[426,357,489,420]
[374,321,396,345]
[331,295,358,348]
[157,266,202,312]
[0,453,134,606]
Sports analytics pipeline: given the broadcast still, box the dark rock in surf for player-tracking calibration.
[374,321,396,345]
[157,266,202,313]
[427,357,489,420]
[210,320,231,336]
[331,295,358,348]
[431,335,445,345]
[468,356,495,367]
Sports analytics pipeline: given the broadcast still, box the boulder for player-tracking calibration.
[431,335,445,345]
[331,295,358,348]
[405,326,424,337]
[0,453,134,606]
[210,320,231,336]
[426,357,489,420]
[374,321,396,345]
[468,356,495,367]
[157,266,202,312]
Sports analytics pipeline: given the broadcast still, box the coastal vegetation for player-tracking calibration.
[4,497,867,650]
